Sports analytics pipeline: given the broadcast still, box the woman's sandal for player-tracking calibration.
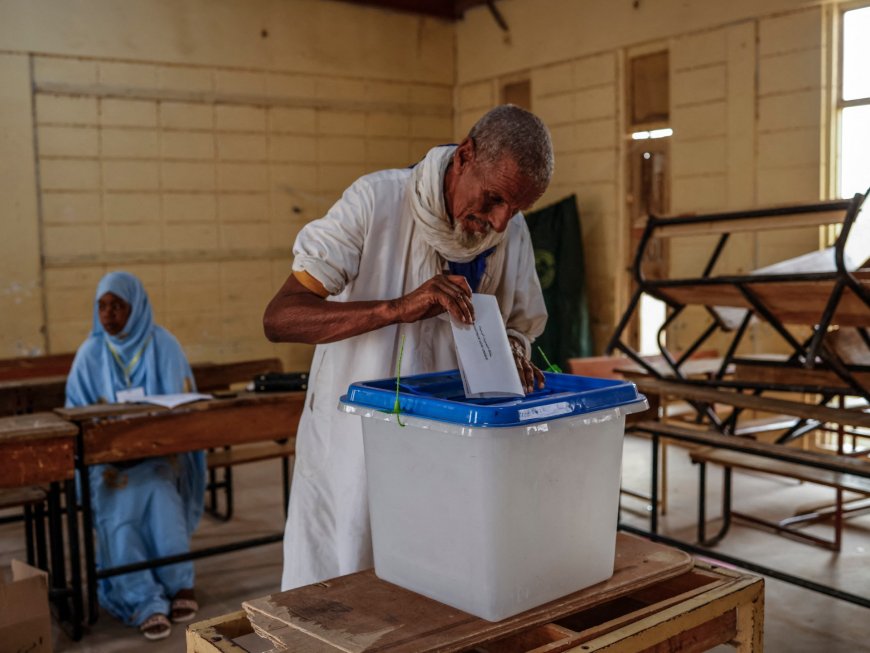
[170,588,199,623]
[140,613,171,640]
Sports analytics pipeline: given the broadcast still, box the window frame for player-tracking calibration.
[837,1,870,198]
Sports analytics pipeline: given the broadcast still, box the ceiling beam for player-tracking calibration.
[334,0,490,21]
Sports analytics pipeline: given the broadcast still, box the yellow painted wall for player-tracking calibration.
[0,0,454,369]
[0,0,848,367]
[456,0,839,354]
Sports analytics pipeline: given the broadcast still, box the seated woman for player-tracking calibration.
[65,271,206,640]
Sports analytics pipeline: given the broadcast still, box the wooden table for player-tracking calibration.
[0,357,284,417]
[187,534,764,652]
[58,391,305,626]
[0,412,83,639]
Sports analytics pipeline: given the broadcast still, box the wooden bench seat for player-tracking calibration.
[0,485,46,510]
[689,447,870,495]
[0,486,49,569]
[206,440,295,469]
[631,420,870,550]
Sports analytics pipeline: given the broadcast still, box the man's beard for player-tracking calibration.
[452,216,490,250]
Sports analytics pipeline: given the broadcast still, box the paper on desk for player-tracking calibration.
[119,392,213,409]
[450,293,524,398]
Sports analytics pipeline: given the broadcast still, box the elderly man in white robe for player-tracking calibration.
[264,104,554,591]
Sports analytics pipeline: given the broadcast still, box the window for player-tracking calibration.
[839,5,870,198]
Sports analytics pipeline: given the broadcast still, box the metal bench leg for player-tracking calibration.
[660,439,668,515]
[76,452,100,625]
[223,466,235,521]
[47,482,70,622]
[24,505,35,566]
[208,464,218,513]
[206,447,234,522]
[650,433,659,534]
[703,468,733,546]
[64,479,84,641]
[35,500,48,570]
[697,461,707,544]
[282,456,291,518]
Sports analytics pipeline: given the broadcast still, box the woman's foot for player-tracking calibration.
[140,613,171,640]
[170,588,198,623]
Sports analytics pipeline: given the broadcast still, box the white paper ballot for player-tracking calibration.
[450,293,524,398]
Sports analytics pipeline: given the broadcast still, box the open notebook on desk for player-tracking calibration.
[115,390,213,409]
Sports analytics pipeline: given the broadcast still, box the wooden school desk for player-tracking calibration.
[187,534,764,652]
[56,391,305,625]
[0,412,83,639]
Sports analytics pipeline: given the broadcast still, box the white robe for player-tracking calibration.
[281,166,548,590]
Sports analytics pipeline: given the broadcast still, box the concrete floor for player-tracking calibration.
[1,434,868,652]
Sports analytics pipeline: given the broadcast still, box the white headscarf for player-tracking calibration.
[406,145,508,295]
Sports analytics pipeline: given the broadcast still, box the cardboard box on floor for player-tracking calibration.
[0,560,51,653]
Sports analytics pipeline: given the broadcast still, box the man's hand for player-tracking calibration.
[392,274,475,325]
[510,336,545,394]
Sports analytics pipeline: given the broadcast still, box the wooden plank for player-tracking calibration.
[0,352,74,381]
[750,277,870,327]
[655,207,849,238]
[0,376,67,416]
[652,274,870,326]
[574,576,762,652]
[186,611,257,653]
[733,358,870,391]
[615,358,729,380]
[193,358,283,392]
[527,573,727,653]
[689,447,870,494]
[81,393,304,464]
[0,358,285,417]
[629,609,737,653]
[473,623,576,652]
[0,436,75,486]
[654,284,750,310]
[207,441,296,469]
[632,420,870,478]
[632,378,870,428]
[0,486,47,509]
[242,533,694,653]
[0,411,78,442]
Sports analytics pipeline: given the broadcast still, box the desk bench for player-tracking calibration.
[187,535,764,652]
[57,391,304,626]
[0,412,82,639]
[689,444,870,551]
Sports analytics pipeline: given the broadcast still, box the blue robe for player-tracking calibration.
[65,271,206,626]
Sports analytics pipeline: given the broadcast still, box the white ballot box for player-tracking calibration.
[339,371,648,621]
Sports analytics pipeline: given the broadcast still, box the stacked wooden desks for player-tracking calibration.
[607,195,870,402]
[0,412,83,639]
[187,534,764,653]
[625,378,870,608]
[57,391,305,626]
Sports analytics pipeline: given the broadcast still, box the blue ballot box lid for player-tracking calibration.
[341,370,647,427]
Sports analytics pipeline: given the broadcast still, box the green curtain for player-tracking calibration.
[525,195,593,369]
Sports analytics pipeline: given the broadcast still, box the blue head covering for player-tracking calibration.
[93,271,155,386]
[67,271,194,403]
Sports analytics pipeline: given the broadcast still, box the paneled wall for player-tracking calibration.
[33,58,452,366]
[456,0,836,353]
[0,0,453,370]
[0,0,845,366]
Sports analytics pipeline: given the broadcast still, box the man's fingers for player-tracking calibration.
[434,277,473,323]
[533,366,546,390]
[445,274,473,297]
